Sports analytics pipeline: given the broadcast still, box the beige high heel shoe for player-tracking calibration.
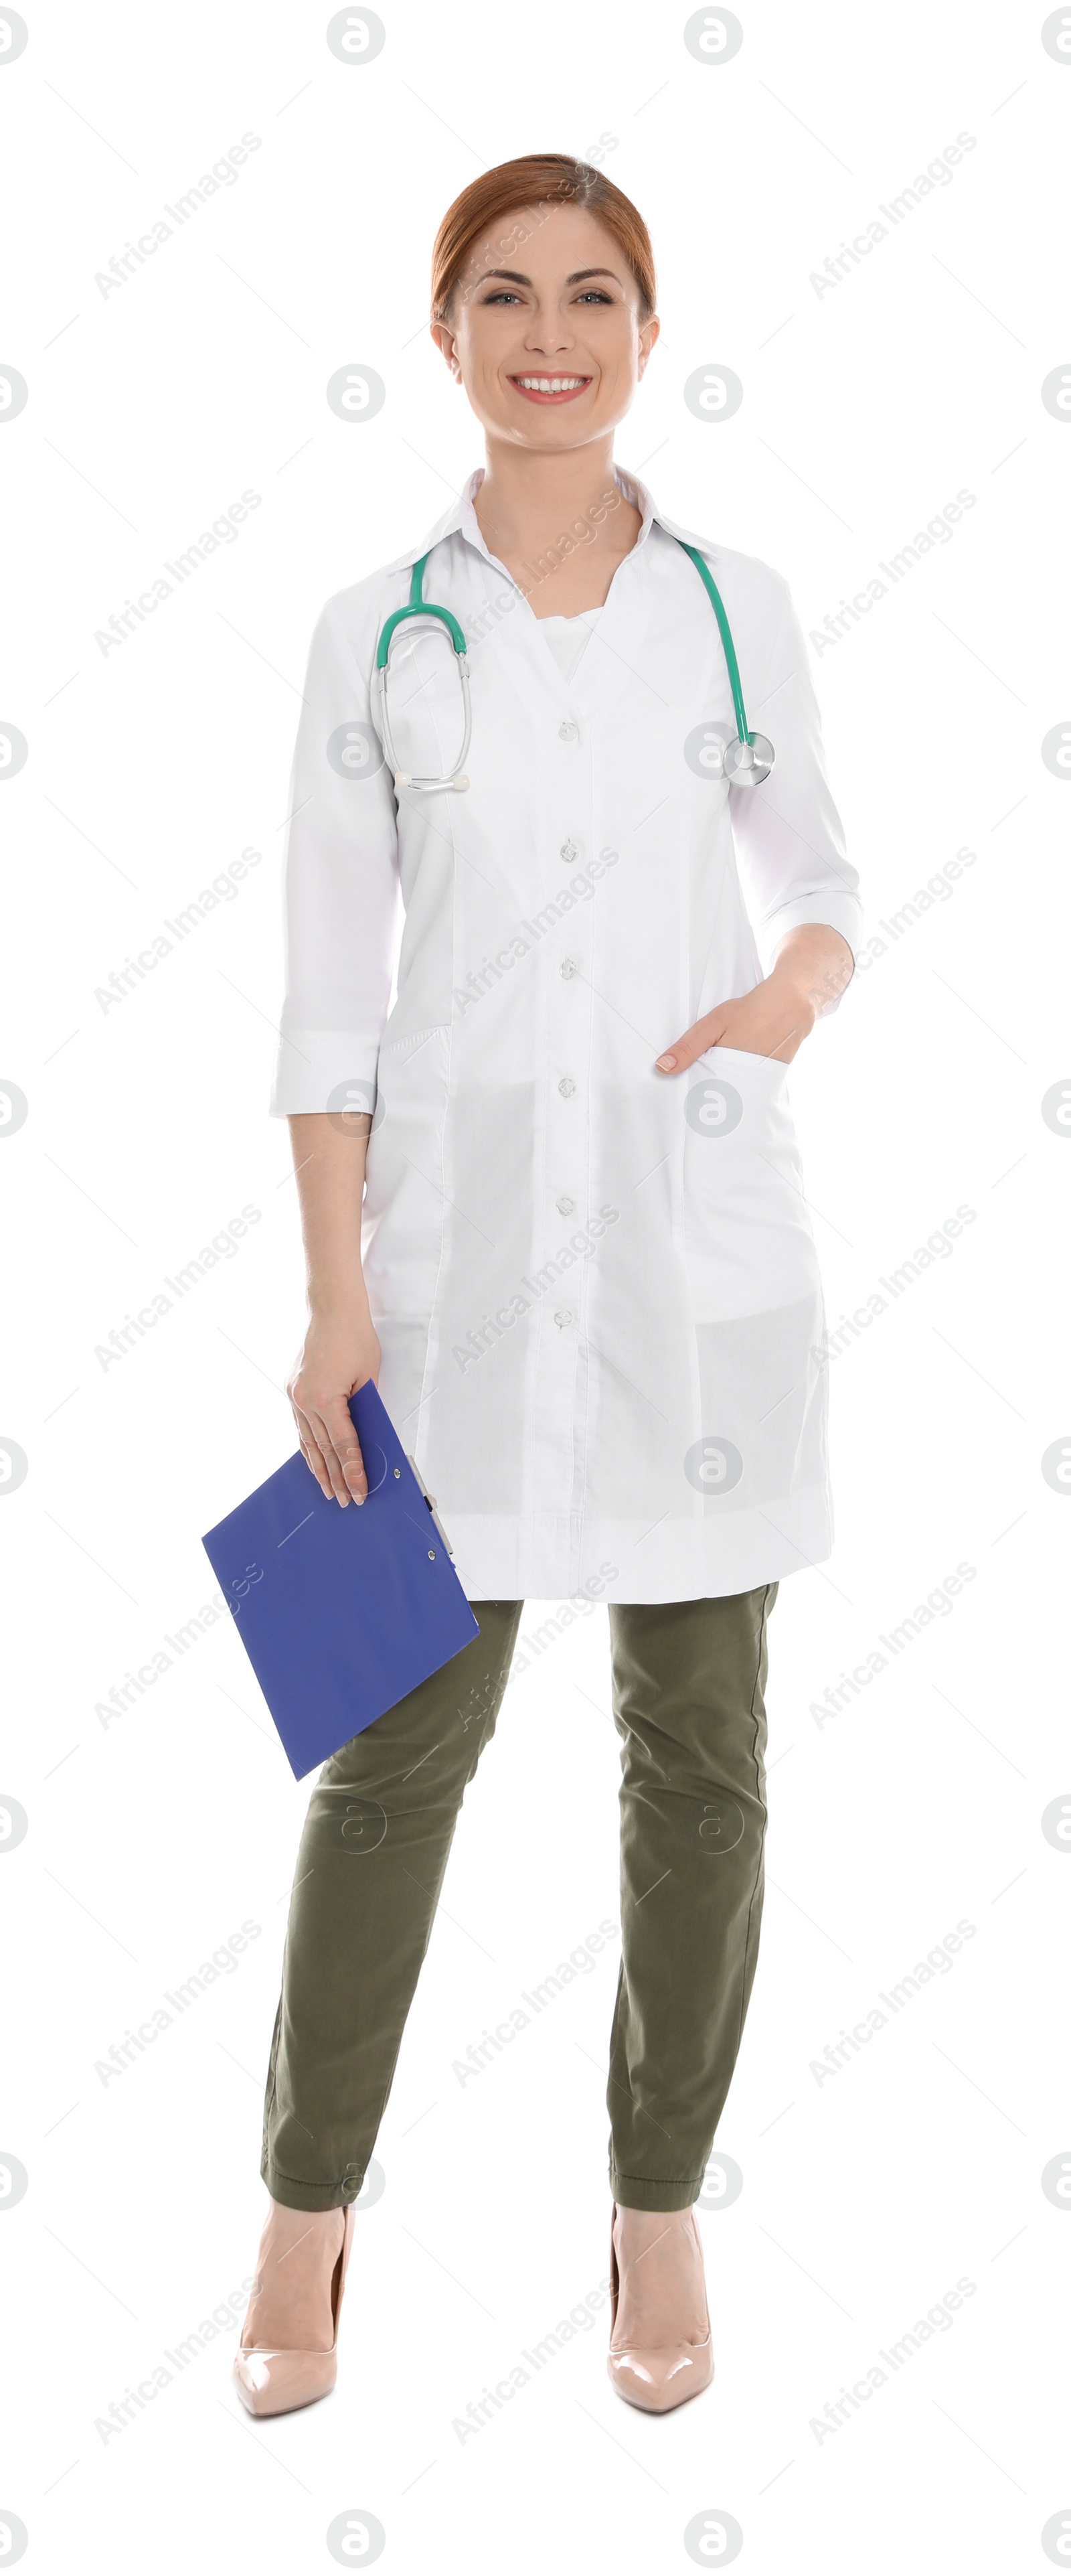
[607,2202,714,2413]
[233,2200,355,2417]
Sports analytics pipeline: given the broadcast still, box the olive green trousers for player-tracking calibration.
[262,1584,777,2215]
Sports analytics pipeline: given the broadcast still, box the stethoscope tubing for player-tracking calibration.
[375,538,773,795]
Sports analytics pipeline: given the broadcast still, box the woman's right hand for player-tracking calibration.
[287,1306,382,1506]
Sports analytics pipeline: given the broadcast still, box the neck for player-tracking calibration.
[473,434,622,561]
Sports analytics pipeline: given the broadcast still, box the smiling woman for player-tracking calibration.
[427,156,659,612]
[232,151,862,2433]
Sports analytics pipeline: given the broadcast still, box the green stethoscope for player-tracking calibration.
[375,537,774,795]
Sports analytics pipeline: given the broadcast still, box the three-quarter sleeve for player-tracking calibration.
[728,572,862,988]
[270,597,400,1115]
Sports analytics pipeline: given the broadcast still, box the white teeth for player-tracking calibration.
[515,376,586,392]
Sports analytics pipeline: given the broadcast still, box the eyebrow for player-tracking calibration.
[470,267,624,291]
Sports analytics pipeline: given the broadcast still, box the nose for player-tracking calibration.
[523,311,577,359]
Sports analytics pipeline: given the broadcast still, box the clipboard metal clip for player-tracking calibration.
[406,1454,457,1559]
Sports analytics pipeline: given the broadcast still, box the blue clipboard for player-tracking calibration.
[201,1380,479,1778]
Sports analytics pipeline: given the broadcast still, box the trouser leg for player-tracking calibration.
[606,1583,778,2213]
[261,1600,523,2212]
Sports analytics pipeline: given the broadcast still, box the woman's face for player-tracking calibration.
[432,202,659,453]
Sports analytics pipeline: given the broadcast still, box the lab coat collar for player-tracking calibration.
[380,460,707,587]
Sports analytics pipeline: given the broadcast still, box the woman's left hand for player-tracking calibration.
[654,923,854,1075]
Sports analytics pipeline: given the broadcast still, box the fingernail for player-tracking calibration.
[656,1053,677,1071]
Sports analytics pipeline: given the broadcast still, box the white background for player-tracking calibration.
[1,3,1067,2569]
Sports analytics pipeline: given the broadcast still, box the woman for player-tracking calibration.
[234,153,860,2421]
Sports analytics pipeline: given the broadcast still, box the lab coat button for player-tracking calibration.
[554,1308,573,1329]
[559,838,579,863]
[558,1076,576,1097]
[560,957,578,979]
[558,720,578,741]
[556,1195,575,1215]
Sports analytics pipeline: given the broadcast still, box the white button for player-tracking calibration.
[559,720,578,741]
[560,957,578,979]
[556,1195,574,1215]
[558,1076,576,1098]
[560,838,579,864]
[554,1308,573,1329]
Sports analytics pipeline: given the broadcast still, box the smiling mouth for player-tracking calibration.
[508,374,592,404]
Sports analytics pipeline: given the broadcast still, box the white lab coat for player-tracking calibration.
[271,466,862,1604]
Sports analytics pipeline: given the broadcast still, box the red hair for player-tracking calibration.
[431,154,657,324]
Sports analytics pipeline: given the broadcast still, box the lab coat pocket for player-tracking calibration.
[362,1024,450,1316]
[683,1045,808,1294]
[682,1043,827,1502]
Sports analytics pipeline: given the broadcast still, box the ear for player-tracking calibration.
[430,320,462,381]
[637,314,661,380]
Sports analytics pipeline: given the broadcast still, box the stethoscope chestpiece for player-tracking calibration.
[722,731,774,786]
